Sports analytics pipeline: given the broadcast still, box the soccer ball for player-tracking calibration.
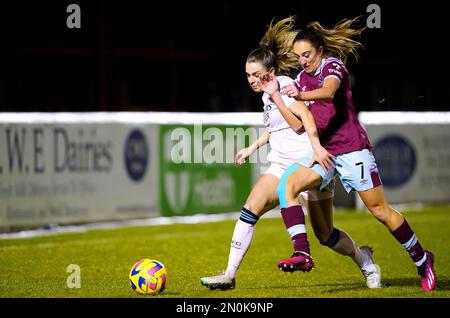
[129,259,167,295]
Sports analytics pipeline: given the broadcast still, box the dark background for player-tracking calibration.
[0,0,448,113]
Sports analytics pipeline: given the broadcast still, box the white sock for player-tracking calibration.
[225,220,255,278]
[330,229,365,267]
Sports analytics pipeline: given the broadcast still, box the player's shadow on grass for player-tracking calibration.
[384,276,450,291]
[244,281,364,292]
[241,276,450,293]
[314,282,366,293]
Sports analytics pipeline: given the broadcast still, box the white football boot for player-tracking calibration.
[200,272,236,290]
[360,246,382,288]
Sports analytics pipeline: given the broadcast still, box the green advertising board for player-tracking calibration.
[159,124,253,216]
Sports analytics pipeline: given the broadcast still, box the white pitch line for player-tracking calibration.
[0,210,282,240]
[1,202,432,240]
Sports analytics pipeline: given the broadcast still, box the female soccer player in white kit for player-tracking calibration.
[200,17,380,290]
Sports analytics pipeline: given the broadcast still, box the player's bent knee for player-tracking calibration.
[286,173,302,195]
[277,164,301,208]
[367,204,390,223]
[276,179,298,208]
[285,178,300,200]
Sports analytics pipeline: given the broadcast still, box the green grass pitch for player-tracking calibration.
[1,205,449,298]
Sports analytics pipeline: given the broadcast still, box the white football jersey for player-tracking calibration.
[262,76,312,164]
[262,75,297,133]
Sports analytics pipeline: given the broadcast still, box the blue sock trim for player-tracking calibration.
[239,207,259,225]
[276,164,301,208]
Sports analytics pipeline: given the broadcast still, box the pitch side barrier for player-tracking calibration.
[0,112,267,231]
[1,112,449,231]
[357,111,450,209]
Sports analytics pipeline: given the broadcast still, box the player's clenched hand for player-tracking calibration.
[257,73,279,96]
[235,147,252,165]
[283,84,300,98]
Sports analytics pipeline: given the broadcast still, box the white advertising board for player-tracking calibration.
[0,117,159,230]
[358,112,450,206]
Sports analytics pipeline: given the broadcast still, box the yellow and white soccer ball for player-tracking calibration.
[129,259,167,295]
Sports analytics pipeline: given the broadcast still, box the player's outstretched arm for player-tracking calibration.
[235,129,270,165]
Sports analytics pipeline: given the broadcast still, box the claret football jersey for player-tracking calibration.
[294,57,372,155]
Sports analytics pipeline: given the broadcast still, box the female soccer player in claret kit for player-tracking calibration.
[259,17,436,292]
[200,17,380,291]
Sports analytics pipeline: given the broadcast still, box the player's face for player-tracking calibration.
[245,62,267,93]
[292,40,323,74]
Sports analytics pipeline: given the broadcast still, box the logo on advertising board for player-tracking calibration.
[159,124,252,216]
[374,135,416,188]
[124,129,148,182]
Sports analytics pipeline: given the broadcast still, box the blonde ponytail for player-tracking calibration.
[247,16,299,75]
[296,17,366,63]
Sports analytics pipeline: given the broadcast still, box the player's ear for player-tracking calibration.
[269,67,276,76]
[318,46,324,57]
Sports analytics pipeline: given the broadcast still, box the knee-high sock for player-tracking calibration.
[225,208,259,278]
[280,205,310,255]
[391,219,426,270]
[322,228,365,267]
